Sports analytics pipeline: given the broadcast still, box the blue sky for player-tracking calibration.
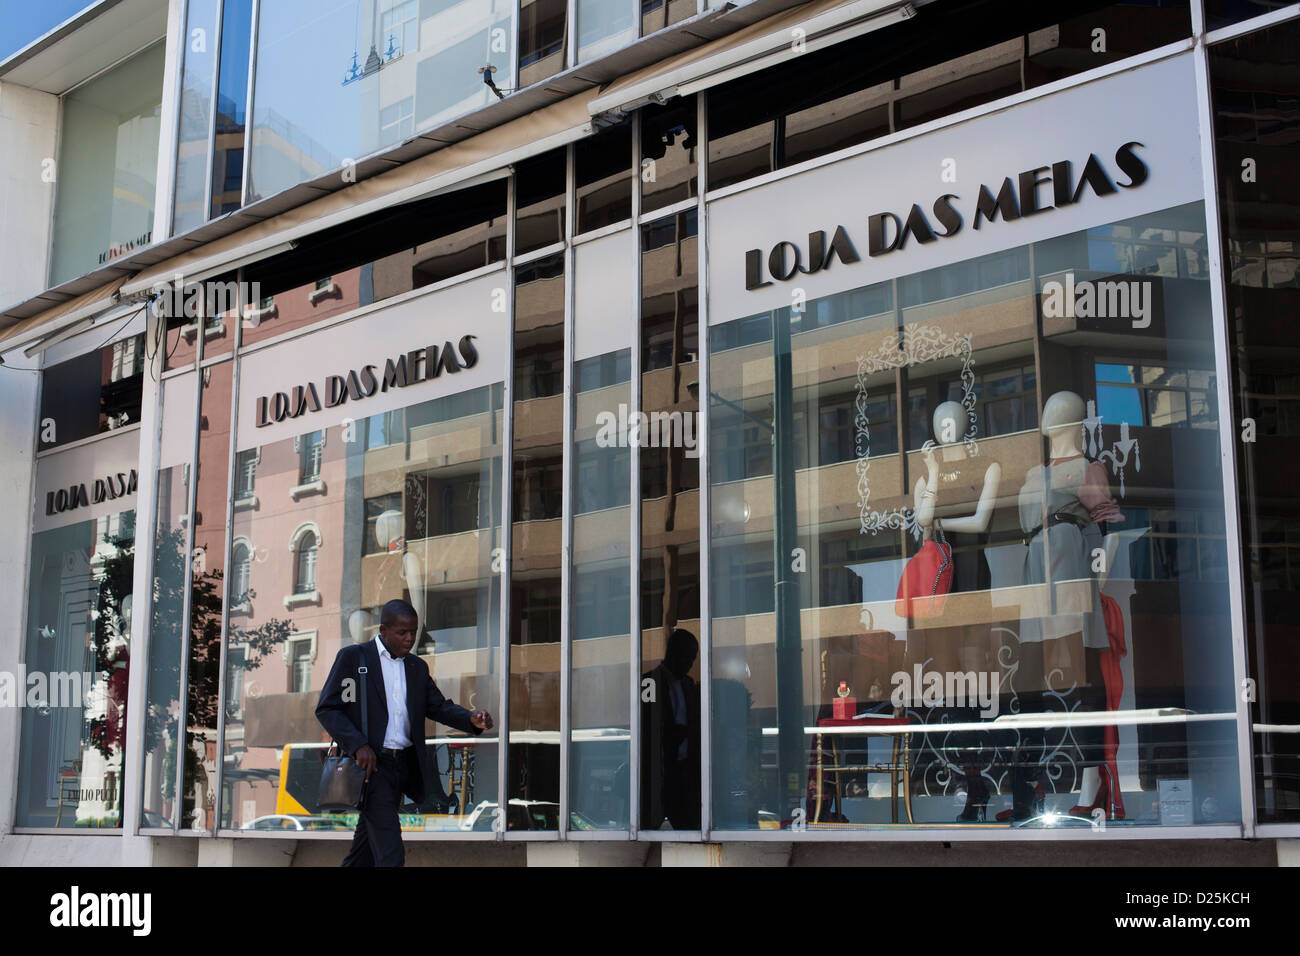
[0,0,97,63]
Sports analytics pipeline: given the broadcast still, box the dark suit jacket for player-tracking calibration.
[316,639,482,806]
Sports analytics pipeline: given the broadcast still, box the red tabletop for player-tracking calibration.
[817,717,910,728]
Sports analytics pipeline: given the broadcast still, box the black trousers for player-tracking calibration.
[342,749,415,868]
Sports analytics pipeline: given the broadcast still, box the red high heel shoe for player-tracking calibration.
[1069,766,1125,820]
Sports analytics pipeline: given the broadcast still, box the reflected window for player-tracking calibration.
[706,1,1190,193]
[294,531,319,594]
[39,332,146,452]
[519,0,567,86]
[230,542,252,606]
[576,123,633,233]
[287,635,314,693]
[235,450,258,499]
[298,431,325,483]
[515,149,567,256]
[640,95,697,213]
[380,0,419,57]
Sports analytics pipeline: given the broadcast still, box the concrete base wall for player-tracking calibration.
[0,835,1290,866]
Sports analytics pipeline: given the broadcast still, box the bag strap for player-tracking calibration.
[929,524,952,608]
[357,663,369,748]
[326,657,369,757]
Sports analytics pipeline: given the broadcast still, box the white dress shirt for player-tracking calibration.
[374,637,412,749]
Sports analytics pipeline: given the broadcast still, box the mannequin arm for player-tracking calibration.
[934,462,1002,535]
[913,450,941,530]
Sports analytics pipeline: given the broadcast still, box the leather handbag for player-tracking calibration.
[317,664,369,813]
[895,524,954,619]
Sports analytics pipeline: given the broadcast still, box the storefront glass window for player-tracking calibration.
[142,375,197,828]
[220,382,505,830]
[507,254,566,829]
[1209,17,1300,824]
[639,210,700,830]
[16,508,136,828]
[709,202,1242,831]
[248,0,513,202]
[176,362,234,831]
[49,41,164,286]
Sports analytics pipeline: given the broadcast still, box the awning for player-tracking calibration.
[587,0,924,117]
[0,276,127,357]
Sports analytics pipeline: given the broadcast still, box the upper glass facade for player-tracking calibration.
[49,41,165,286]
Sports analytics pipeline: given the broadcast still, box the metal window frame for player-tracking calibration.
[239,0,261,209]
[558,143,576,837]
[695,87,711,839]
[497,173,517,842]
[629,114,644,838]
[201,0,225,227]
[1204,1,1300,44]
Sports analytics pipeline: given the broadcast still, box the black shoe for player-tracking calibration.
[956,776,990,822]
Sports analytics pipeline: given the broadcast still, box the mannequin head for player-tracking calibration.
[1041,390,1085,455]
[374,509,403,551]
[932,400,966,446]
[1041,391,1085,434]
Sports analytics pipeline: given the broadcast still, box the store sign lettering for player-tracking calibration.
[745,142,1150,289]
[44,470,138,516]
[255,335,479,427]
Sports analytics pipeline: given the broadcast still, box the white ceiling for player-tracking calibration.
[0,0,168,95]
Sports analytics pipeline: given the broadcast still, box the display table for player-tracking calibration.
[811,716,913,824]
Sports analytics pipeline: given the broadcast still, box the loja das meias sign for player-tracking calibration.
[744,143,1149,290]
[255,335,479,427]
[45,469,138,516]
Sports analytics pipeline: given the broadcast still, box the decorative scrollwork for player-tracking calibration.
[855,326,978,540]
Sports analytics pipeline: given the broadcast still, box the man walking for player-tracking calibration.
[316,599,493,866]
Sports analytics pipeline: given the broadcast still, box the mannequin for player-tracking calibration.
[1014,390,1121,820]
[911,401,1002,822]
[912,401,1001,536]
